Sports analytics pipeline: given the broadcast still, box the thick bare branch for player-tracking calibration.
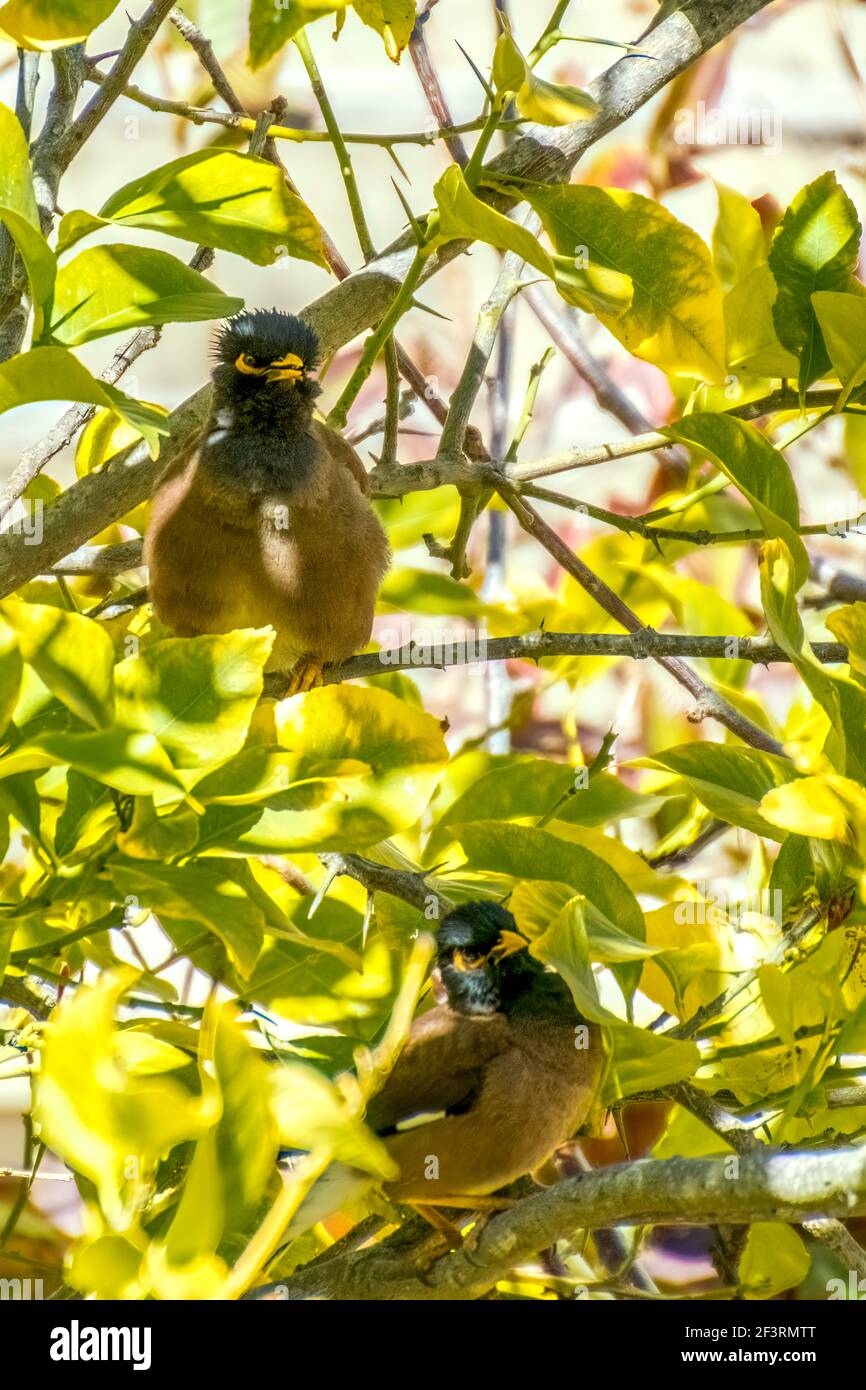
[270,1146,866,1300]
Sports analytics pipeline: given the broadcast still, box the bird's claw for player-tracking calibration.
[285,657,325,696]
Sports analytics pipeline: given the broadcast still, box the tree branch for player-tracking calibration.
[272,1147,866,1300]
[269,633,851,691]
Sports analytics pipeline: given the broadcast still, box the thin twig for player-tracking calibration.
[294,28,376,263]
[82,66,511,146]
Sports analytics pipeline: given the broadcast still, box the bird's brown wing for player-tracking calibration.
[382,1020,604,1201]
[312,419,371,494]
[365,1006,512,1134]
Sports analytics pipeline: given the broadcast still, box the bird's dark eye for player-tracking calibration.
[453,947,485,972]
[234,351,264,375]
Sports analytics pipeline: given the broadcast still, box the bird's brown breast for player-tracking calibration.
[143,421,389,672]
[374,1005,604,1202]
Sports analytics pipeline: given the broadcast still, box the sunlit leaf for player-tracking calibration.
[768,171,861,396]
[0,101,55,331]
[0,347,168,457]
[637,743,800,840]
[812,289,866,410]
[432,165,632,317]
[59,151,329,269]
[0,729,186,799]
[49,245,244,347]
[760,539,866,783]
[33,968,215,1226]
[109,858,269,977]
[248,0,412,68]
[115,629,273,771]
[0,0,120,47]
[603,1023,700,1101]
[712,181,766,293]
[0,599,114,727]
[514,181,726,382]
[665,414,809,588]
[739,1223,810,1298]
[272,1060,397,1178]
[724,263,800,376]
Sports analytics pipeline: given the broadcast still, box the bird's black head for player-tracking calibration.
[434,901,533,1017]
[211,309,322,421]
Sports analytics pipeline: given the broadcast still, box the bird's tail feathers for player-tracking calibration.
[282,1159,375,1239]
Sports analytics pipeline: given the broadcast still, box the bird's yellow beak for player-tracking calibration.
[265,352,305,384]
[488,929,527,963]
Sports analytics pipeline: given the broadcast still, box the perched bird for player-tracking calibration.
[144,309,390,693]
[285,901,604,1234]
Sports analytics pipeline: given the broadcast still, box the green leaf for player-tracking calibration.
[510,880,664,964]
[424,757,667,865]
[490,29,599,125]
[54,770,109,858]
[514,181,726,383]
[724,263,800,377]
[0,346,168,456]
[0,0,121,49]
[160,1130,225,1272]
[529,896,620,1024]
[516,71,599,126]
[812,289,866,410]
[638,743,800,840]
[760,539,866,783]
[353,0,414,62]
[826,601,866,679]
[603,1023,700,1101]
[192,746,368,806]
[760,775,862,843]
[59,151,328,269]
[739,1223,810,1299]
[114,630,273,771]
[48,245,244,347]
[768,171,861,396]
[109,859,267,978]
[248,0,412,69]
[116,799,200,861]
[432,166,632,318]
[210,685,450,853]
[0,101,56,330]
[211,1004,279,1231]
[0,729,187,800]
[492,30,526,93]
[665,414,809,588]
[245,895,389,1027]
[712,181,766,293]
[249,0,347,66]
[0,620,22,737]
[0,599,114,728]
[271,1060,397,1178]
[32,968,215,1227]
[456,821,645,954]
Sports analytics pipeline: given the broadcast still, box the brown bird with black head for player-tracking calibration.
[144,309,390,693]
[282,901,605,1237]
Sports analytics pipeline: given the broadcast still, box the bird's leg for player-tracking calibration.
[410,1194,517,1211]
[285,654,325,696]
[412,1204,465,1250]
[407,1196,518,1268]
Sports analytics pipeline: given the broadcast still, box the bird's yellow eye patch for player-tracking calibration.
[453,948,486,972]
[235,352,266,375]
